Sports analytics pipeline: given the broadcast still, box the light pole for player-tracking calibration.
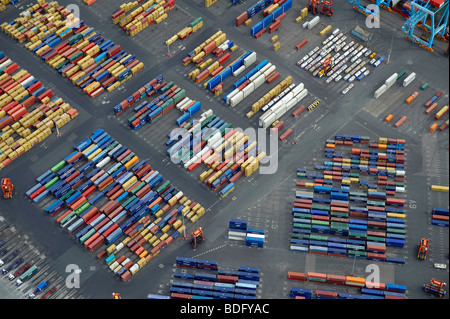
[164,22,171,58]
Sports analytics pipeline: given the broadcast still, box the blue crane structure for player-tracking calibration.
[401,0,449,52]
[348,0,449,53]
[347,0,392,17]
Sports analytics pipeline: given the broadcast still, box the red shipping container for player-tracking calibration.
[276,12,287,21]
[37,89,53,101]
[288,272,307,281]
[203,41,217,55]
[269,20,281,33]
[218,53,231,65]
[279,129,293,141]
[3,62,19,75]
[266,71,280,84]
[296,39,308,50]
[88,235,105,252]
[255,28,267,38]
[11,107,28,121]
[316,290,338,298]
[236,12,249,27]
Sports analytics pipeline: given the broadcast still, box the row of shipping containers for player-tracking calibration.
[288,271,407,299]
[112,0,175,36]
[228,219,265,247]
[1,1,144,97]
[0,51,78,171]
[431,207,449,227]
[164,109,266,198]
[113,74,201,130]
[182,30,308,142]
[290,135,408,263]
[165,17,204,46]
[26,129,208,282]
[248,0,293,38]
[162,257,260,299]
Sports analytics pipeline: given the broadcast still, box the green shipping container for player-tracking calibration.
[420,83,429,90]
[44,177,60,189]
[51,160,66,172]
[120,152,136,165]
[60,211,76,227]
[291,233,310,240]
[121,195,137,208]
[156,180,171,194]
[79,228,96,244]
[69,51,83,63]
[131,182,146,195]
[60,189,75,202]
[190,17,203,28]
[396,70,406,81]
[74,202,91,216]
[309,234,328,242]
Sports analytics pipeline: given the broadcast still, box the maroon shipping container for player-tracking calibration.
[288,272,307,281]
[266,71,280,84]
[203,41,217,55]
[236,12,249,27]
[279,128,293,141]
[316,290,338,298]
[394,116,407,128]
[3,62,19,75]
[254,28,267,39]
[11,107,28,121]
[270,120,284,134]
[269,20,281,33]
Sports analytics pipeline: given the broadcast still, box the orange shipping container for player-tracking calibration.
[429,123,438,133]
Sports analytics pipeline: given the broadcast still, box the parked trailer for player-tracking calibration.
[16,265,38,286]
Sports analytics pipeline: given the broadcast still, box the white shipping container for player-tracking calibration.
[403,72,416,87]
[20,76,35,86]
[270,100,285,115]
[385,73,398,88]
[295,88,308,102]
[248,70,262,83]
[0,59,12,70]
[177,98,191,111]
[263,65,276,78]
[253,74,266,89]
[96,156,111,168]
[230,91,244,107]
[233,65,246,77]
[307,16,320,29]
[130,264,139,275]
[109,261,119,271]
[302,21,309,29]
[208,132,222,147]
[259,62,273,74]
[374,84,387,99]
[242,82,255,98]
[291,83,304,96]
[244,52,257,67]
[261,112,276,128]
